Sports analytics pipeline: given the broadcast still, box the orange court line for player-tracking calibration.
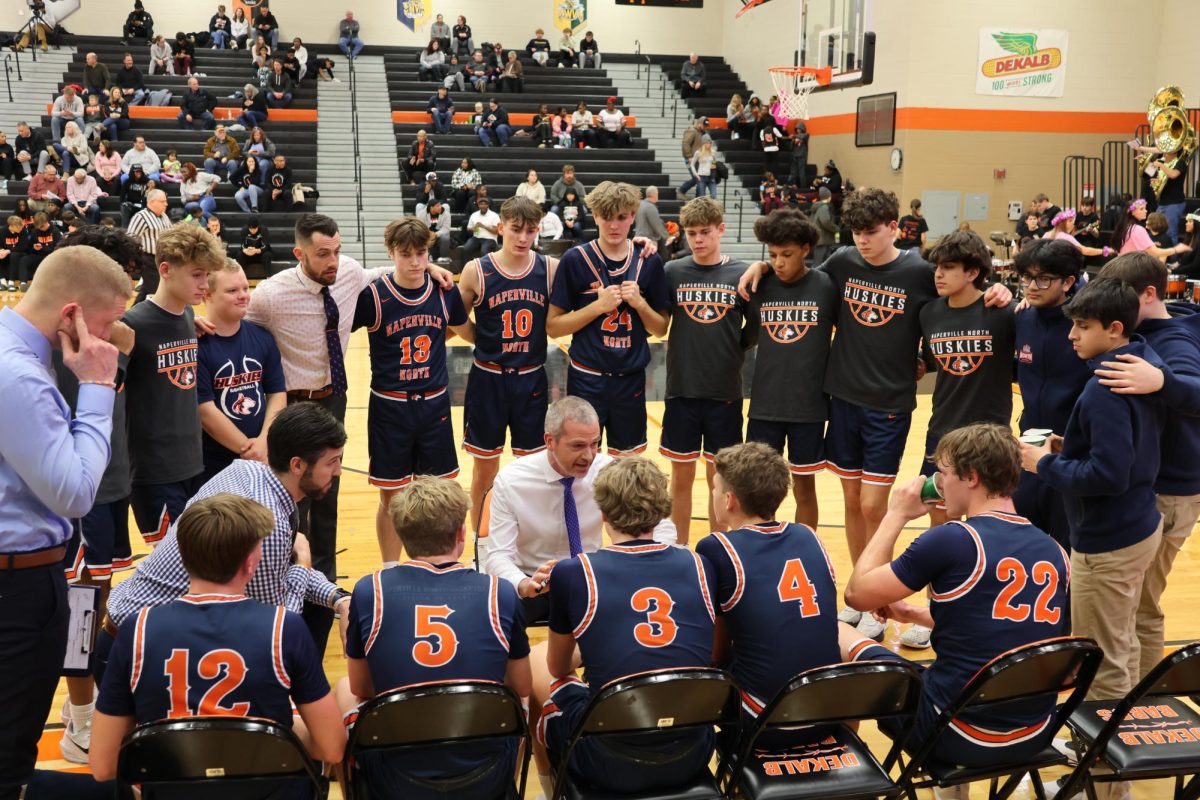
[799,107,1145,136]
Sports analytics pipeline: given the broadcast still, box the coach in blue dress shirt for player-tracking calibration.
[0,245,132,800]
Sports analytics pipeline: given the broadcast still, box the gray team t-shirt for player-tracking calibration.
[665,255,751,401]
[821,246,938,413]
[122,301,203,485]
[748,268,839,423]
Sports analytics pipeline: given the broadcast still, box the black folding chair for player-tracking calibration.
[890,636,1102,800]
[116,716,329,800]
[1055,641,1200,800]
[724,659,923,800]
[343,680,530,800]
[550,667,738,799]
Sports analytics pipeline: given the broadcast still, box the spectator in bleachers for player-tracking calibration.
[402,130,437,184]
[102,87,132,142]
[558,27,577,68]
[120,135,161,183]
[251,36,271,70]
[234,155,265,212]
[203,125,241,180]
[55,122,92,175]
[558,186,587,240]
[178,77,218,130]
[209,5,231,49]
[237,84,269,129]
[417,199,453,263]
[419,40,447,82]
[597,97,631,148]
[123,0,154,43]
[450,157,482,214]
[315,55,338,82]
[477,98,512,147]
[759,115,784,174]
[516,168,547,207]
[282,47,304,83]
[0,132,12,182]
[241,127,275,180]
[570,101,596,149]
[254,4,280,50]
[452,15,473,58]
[27,165,66,213]
[679,53,707,98]
[205,216,228,257]
[265,60,295,109]
[15,122,51,178]
[415,171,446,219]
[180,162,220,222]
[338,10,364,59]
[636,186,672,254]
[81,52,111,101]
[172,31,195,77]
[0,216,21,289]
[466,51,494,93]
[67,169,105,223]
[578,31,601,68]
[787,120,809,186]
[112,53,147,106]
[149,35,173,75]
[16,213,60,281]
[119,165,151,224]
[230,8,249,49]
[552,106,573,148]
[93,140,122,192]
[51,86,83,143]
[266,154,295,210]
[427,86,455,135]
[549,164,587,216]
[160,149,183,183]
[463,196,501,260]
[431,14,451,53]
[517,104,553,147]
[726,94,752,140]
[82,94,106,145]
[527,28,552,67]
[443,53,465,92]
[13,198,34,227]
[236,215,272,272]
[497,51,524,94]
[688,140,717,199]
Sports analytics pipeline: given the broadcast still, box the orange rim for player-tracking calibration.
[768,65,833,87]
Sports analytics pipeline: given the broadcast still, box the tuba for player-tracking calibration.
[1139,86,1198,199]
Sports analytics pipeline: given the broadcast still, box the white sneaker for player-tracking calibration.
[838,606,863,625]
[933,785,970,800]
[899,623,932,649]
[1051,737,1081,766]
[856,613,886,641]
[59,703,93,764]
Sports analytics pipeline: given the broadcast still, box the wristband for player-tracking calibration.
[79,379,117,389]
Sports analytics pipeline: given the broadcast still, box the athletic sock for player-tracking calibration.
[538,772,554,799]
[69,701,95,731]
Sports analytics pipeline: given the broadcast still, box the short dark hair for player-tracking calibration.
[841,188,900,231]
[754,208,819,249]
[176,494,274,584]
[1098,251,1167,299]
[294,213,339,246]
[927,230,992,289]
[1063,277,1139,337]
[266,403,348,472]
[1013,238,1083,280]
[934,424,1021,498]
[56,225,144,277]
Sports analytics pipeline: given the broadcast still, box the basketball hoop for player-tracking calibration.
[768,65,831,120]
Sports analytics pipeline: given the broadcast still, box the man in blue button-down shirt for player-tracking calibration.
[0,245,131,800]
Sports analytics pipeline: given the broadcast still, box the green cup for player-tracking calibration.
[921,472,943,503]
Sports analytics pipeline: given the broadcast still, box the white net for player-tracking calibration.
[769,68,821,120]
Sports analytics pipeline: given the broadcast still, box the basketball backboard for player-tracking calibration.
[738,0,876,93]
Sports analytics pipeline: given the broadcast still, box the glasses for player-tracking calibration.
[1017,274,1064,290]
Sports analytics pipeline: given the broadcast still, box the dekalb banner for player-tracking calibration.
[398,0,432,32]
[976,28,1068,98]
[554,0,587,33]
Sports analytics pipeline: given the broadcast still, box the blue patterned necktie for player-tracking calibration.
[320,286,348,395]
[560,477,583,557]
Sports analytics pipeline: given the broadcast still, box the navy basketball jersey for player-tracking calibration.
[353,273,468,396]
[890,511,1070,740]
[548,241,670,374]
[696,522,840,716]
[345,561,530,691]
[469,252,550,369]
[97,595,329,726]
[548,541,716,691]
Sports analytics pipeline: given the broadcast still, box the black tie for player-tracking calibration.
[320,286,348,395]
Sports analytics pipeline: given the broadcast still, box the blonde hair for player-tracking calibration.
[176,494,274,583]
[26,245,132,311]
[206,258,245,292]
[680,196,725,229]
[388,477,469,558]
[593,457,672,536]
[384,217,435,254]
[713,443,789,519]
[156,223,228,273]
[584,180,641,220]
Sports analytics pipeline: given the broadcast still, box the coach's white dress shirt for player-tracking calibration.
[485,450,678,589]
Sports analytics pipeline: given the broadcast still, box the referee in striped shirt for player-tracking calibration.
[125,189,171,303]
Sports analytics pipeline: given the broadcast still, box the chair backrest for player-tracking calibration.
[347,680,526,750]
[578,668,737,737]
[957,637,1103,709]
[761,660,924,728]
[1133,640,1200,699]
[117,717,324,791]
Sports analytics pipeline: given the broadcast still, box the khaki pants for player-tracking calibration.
[1070,525,1162,701]
[1132,493,1200,681]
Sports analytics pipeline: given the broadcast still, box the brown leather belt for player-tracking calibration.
[288,386,335,400]
[0,545,66,570]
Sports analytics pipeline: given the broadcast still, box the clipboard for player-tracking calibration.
[62,583,100,677]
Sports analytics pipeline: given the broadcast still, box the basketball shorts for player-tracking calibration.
[130,474,204,545]
[918,429,942,478]
[566,363,648,455]
[746,418,826,475]
[65,497,133,582]
[824,396,911,485]
[660,397,743,463]
[462,363,548,458]
[367,389,459,489]
[538,676,715,793]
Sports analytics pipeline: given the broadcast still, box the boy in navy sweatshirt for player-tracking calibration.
[1019,278,1165,703]
[1093,253,1200,682]
[1011,239,1091,549]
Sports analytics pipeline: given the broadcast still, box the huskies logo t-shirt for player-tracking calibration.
[665,255,751,401]
[197,322,286,468]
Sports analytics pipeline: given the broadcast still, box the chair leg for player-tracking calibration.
[1030,771,1048,800]
[1178,772,1200,800]
[991,772,1025,800]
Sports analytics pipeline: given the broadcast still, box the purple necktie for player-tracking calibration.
[560,477,583,557]
[320,286,348,395]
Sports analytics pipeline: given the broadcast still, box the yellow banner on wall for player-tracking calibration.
[554,0,587,33]
[399,0,432,32]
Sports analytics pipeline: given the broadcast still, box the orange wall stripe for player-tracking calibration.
[801,107,1144,136]
[45,104,317,123]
